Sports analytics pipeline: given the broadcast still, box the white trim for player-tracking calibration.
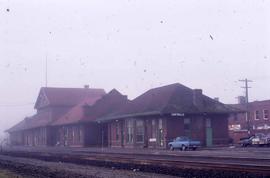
[254,110,260,120]
[263,109,269,120]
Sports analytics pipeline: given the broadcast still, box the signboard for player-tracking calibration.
[171,113,185,117]
[149,138,157,142]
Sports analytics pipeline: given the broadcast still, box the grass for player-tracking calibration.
[0,169,23,178]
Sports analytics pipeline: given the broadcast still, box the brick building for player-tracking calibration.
[7,83,236,149]
[7,87,105,146]
[97,83,236,149]
[228,100,270,143]
[52,89,128,147]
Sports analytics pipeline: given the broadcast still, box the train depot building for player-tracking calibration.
[99,83,235,148]
[7,83,236,149]
[7,86,106,146]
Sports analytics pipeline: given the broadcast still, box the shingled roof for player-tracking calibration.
[34,87,106,109]
[52,89,129,126]
[7,87,106,133]
[97,83,237,122]
[7,111,51,132]
[6,119,28,133]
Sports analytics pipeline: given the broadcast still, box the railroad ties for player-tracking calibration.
[1,147,270,178]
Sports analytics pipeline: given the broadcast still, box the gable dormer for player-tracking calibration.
[34,88,50,110]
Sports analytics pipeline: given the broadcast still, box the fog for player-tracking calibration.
[0,0,270,137]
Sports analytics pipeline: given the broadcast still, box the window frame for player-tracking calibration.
[263,109,269,120]
[135,120,144,143]
[254,110,260,120]
[126,119,134,143]
[115,122,120,141]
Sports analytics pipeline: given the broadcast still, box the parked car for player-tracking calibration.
[239,133,270,147]
[266,134,270,146]
[168,136,201,151]
[239,136,254,147]
[252,133,269,146]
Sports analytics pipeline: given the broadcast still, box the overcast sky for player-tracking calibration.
[0,0,270,136]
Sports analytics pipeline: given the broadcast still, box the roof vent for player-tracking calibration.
[84,85,90,89]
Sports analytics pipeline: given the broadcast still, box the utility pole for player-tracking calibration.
[45,55,48,87]
[239,79,253,135]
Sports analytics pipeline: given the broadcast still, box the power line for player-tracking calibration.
[239,79,252,103]
[0,103,34,107]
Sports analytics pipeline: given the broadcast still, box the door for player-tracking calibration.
[206,118,213,147]
[63,127,68,146]
[120,122,124,147]
[158,119,164,147]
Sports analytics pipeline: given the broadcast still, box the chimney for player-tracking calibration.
[193,89,203,107]
[237,96,246,104]
[214,97,219,102]
[84,85,89,89]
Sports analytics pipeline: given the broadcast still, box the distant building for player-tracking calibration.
[228,100,270,143]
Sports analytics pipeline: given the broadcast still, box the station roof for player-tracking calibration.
[7,86,106,132]
[97,83,239,122]
[34,87,106,109]
[52,89,129,126]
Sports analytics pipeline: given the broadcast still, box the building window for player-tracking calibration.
[72,126,76,144]
[263,110,269,120]
[79,126,83,143]
[184,118,191,137]
[136,120,144,143]
[151,119,156,138]
[254,110,260,120]
[115,122,120,141]
[126,119,134,143]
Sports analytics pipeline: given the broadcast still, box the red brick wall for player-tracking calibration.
[19,127,48,146]
[191,117,205,145]
[107,115,230,149]
[229,130,249,143]
[109,118,166,149]
[211,115,229,145]
[166,116,207,146]
[166,118,184,142]
[56,124,85,147]
[109,121,123,148]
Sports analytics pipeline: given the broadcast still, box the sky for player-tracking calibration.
[0,0,270,136]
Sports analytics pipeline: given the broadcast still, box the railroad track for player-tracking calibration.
[1,149,270,177]
[74,152,270,174]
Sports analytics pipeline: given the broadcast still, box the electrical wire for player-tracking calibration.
[0,103,34,107]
